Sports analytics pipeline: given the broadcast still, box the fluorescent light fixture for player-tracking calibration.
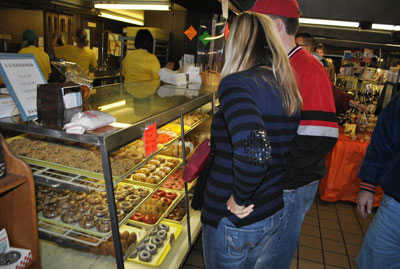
[372,23,400,31]
[99,11,144,25]
[94,2,170,11]
[300,18,359,28]
[98,100,127,111]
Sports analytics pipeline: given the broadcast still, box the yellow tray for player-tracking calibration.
[127,189,182,229]
[124,155,182,189]
[127,220,183,267]
[6,135,162,181]
[37,184,153,237]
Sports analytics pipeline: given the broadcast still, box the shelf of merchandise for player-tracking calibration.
[0,82,215,269]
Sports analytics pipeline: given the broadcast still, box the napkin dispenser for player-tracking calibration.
[37,83,83,126]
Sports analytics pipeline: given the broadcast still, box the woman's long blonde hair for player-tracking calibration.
[221,12,302,115]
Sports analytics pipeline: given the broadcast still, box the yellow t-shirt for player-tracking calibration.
[54,45,97,74]
[18,46,51,81]
[122,49,160,82]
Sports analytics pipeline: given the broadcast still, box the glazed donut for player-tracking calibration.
[153,171,166,179]
[61,210,82,224]
[158,223,169,232]
[79,214,99,229]
[86,194,102,204]
[145,243,157,254]
[90,204,108,217]
[139,250,152,262]
[136,188,149,198]
[151,236,163,247]
[125,194,141,206]
[72,191,87,201]
[43,205,62,218]
[59,199,77,210]
[42,195,58,205]
[97,218,111,233]
[55,189,71,200]
[131,173,147,182]
[137,168,151,176]
[118,184,135,194]
[156,230,167,240]
[99,191,107,198]
[154,156,166,163]
[117,201,134,213]
[148,175,161,184]
[148,159,161,167]
[114,191,127,201]
[159,167,172,174]
[143,164,156,172]
[162,162,175,169]
[78,201,90,213]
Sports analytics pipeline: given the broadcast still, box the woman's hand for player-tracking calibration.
[226,195,254,219]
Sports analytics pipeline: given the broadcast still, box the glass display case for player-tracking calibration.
[0,80,215,268]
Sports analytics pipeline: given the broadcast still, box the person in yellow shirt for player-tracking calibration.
[122,29,161,82]
[53,29,98,75]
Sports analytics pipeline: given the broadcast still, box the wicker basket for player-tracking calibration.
[201,70,220,87]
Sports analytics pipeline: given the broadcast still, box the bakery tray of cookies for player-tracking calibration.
[123,155,182,189]
[128,189,181,228]
[127,221,183,267]
[35,182,152,238]
[6,134,164,183]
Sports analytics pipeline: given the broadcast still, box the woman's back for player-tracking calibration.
[122,49,160,82]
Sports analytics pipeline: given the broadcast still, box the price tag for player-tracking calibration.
[143,122,158,157]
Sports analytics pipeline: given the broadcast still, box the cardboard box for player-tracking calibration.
[0,95,19,119]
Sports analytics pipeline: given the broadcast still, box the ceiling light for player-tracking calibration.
[372,24,400,31]
[99,11,144,25]
[300,18,359,28]
[94,2,170,11]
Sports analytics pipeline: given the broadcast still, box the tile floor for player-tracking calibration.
[182,197,376,269]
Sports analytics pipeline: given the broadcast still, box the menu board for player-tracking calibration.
[0,53,46,121]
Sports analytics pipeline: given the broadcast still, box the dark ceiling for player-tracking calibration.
[174,0,400,53]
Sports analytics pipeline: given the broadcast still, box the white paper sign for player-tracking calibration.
[0,56,46,120]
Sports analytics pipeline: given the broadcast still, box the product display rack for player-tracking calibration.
[0,82,215,268]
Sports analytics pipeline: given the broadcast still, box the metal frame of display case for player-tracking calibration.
[0,85,214,269]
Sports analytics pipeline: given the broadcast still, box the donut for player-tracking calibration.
[36,191,43,199]
[91,204,108,217]
[168,158,180,166]
[36,201,45,212]
[131,173,147,182]
[156,230,167,240]
[71,191,87,201]
[137,168,151,176]
[125,194,141,206]
[153,171,166,179]
[97,218,111,233]
[61,210,82,224]
[148,176,161,184]
[137,242,146,252]
[158,223,169,232]
[78,201,90,213]
[99,191,107,198]
[114,191,127,201]
[43,205,62,218]
[59,199,77,210]
[118,184,135,194]
[145,243,157,254]
[143,164,156,172]
[162,162,175,169]
[138,250,152,262]
[142,236,150,243]
[154,156,166,163]
[148,159,161,167]
[151,236,163,247]
[117,201,133,213]
[42,195,58,205]
[116,209,126,221]
[86,194,102,204]
[136,188,149,198]
[79,215,98,229]
[127,232,137,245]
[159,167,172,174]
[155,190,166,197]
[55,189,71,200]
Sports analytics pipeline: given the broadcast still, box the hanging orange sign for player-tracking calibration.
[143,122,158,157]
[184,25,197,41]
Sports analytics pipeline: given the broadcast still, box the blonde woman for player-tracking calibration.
[201,12,302,268]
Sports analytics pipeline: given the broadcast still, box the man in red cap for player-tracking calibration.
[249,0,338,268]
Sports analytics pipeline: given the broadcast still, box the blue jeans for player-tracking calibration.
[356,194,400,269]
[254,180,319,269]
[202,209,282,269]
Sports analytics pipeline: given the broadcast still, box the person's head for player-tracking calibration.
[52,32,65,47]
[75,29,89,47]
[249,0,300,36]
[22,29,38,47]
[314,43,326,58]
[135,29,154,52]
[221,12,302,115]
[295,32,314,52]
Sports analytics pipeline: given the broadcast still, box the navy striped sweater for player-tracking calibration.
[201,67,300,228]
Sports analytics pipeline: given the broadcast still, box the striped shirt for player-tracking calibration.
[201,67,300,228]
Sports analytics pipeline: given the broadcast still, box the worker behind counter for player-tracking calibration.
[52,30,98,75]
[122,29,162,83]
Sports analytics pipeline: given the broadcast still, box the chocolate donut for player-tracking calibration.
[61,210,82,224]
[78,201,90,213]
[151,236,163,247]
[91,204,108,217]
[59,199,77,210]
[117,201,134,213]
[43,205,62,218]
[97,218,111,233]
[125,194,141,206]
[138,250,152,262]
[42,195,58,205]
[79,214,98,229]
[145,243,157,254]
[86,194,102,205]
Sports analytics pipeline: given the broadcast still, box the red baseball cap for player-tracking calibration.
[249,0,300,18]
